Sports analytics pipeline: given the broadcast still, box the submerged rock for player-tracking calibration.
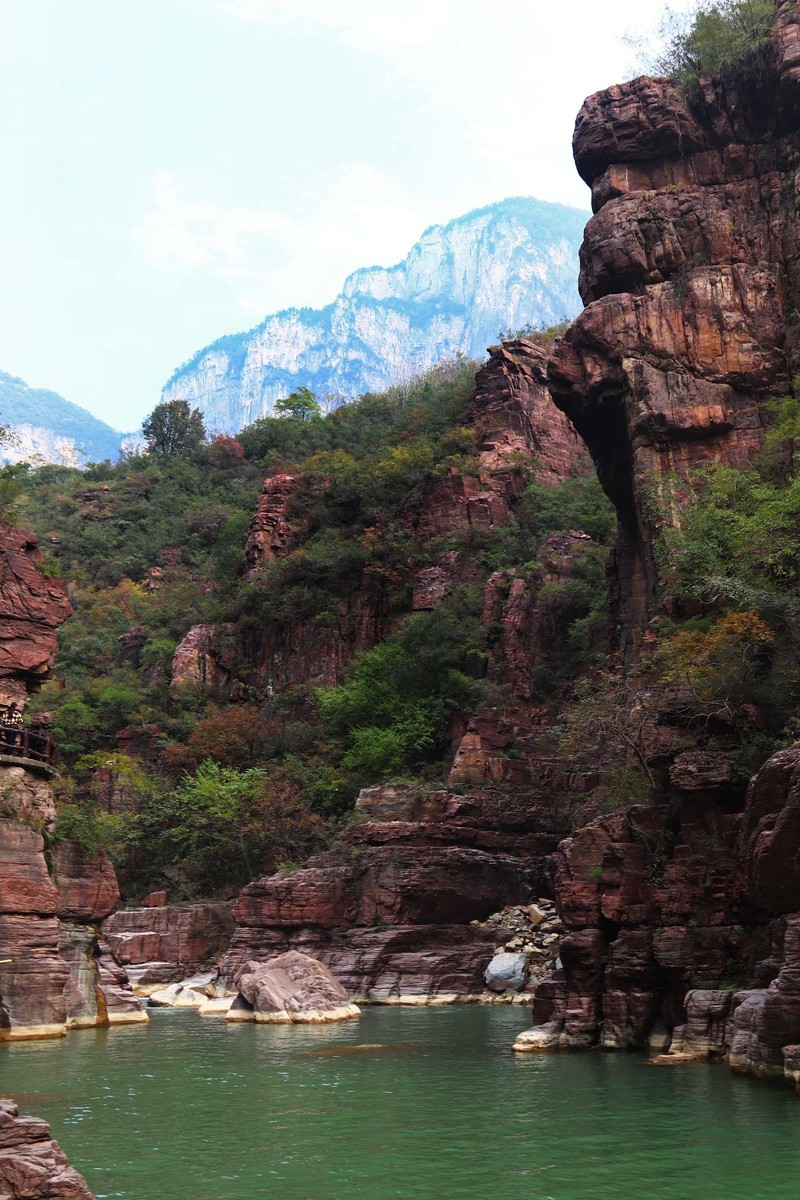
[227,951,360,1024]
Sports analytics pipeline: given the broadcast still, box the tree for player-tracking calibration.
[632,0,775,92]
[274,387,322,422]
[142,400,206,457]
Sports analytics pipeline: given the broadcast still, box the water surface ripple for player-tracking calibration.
[3,1006,800,1199]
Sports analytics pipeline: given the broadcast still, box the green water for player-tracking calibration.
[3,1006,800,1199]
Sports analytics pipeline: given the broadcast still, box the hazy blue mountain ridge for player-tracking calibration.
[162,196,587,433]
[0,372,123,466]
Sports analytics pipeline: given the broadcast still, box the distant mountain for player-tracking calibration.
[161,196,587,433]
[0,373,123,467]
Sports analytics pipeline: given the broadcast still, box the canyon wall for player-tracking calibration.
[0,526,144,1039]
[202,339,594,997]
[516,2,800,1080]
[548,9,800,650]
[171,337,591,703]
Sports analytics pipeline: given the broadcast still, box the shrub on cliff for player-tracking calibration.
[637,0,775,91]
[318,588,487,783]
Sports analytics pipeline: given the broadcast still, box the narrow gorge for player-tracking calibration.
[7,1,800,1195]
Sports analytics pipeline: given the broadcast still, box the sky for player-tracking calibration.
[1,0,691,431]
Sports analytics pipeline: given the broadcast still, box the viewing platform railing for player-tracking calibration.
[0,730,59,776]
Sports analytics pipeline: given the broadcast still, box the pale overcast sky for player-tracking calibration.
[1,0,689,429]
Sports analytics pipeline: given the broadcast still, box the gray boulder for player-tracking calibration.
[484,951,527,993]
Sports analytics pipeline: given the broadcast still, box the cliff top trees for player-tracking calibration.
[635,0,775,91]
[142,400,206,457]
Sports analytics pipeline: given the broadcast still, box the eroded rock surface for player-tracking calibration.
[228,950,360,1023]
[221,784,564,1001]
[0,822,144,1039]
[105,902,235,989]
[548,26,800,651]
[0,526,71,704]
[0,1098,95,1199]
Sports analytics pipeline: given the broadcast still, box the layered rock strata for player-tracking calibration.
[0,522,144,1039]
[0,1098,95,1199]
[104,902,235,991]
[513,4,800,1087]
[220,784,565,1002]
[0,526,71,705]
[548,15,800,650]
[0,820,144,1038]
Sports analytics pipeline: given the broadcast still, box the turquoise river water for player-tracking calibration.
[3,1006,800,1199]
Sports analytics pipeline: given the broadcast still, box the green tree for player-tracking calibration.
[142,400,206,457]
[639,0,775,91]
[274,387,322,422]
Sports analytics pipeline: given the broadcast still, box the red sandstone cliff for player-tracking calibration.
[0,524,144,1039]
[515,4,800,1081]
[548,8,800,652]
[170,338,590,701]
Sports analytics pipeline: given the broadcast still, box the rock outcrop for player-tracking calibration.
[0,1098,95,1199]
[220,784,564,1002]
[0,526,71,705]
[178,332,591,704]
[470,340,588,486]
[513,3,800,1087]
[548,21,800,651]
[0,521,144,1039]
[0,820,144,1038]
[227,950,360,1023]
[104,902,235,990]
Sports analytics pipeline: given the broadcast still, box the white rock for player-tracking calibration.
[484,951,527,994]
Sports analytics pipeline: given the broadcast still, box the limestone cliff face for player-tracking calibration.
[548,4,800,651]
[161,198,586,433]
[0,371,122,470]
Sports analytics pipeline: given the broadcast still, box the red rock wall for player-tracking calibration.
[0,522,143,1038]
[104,902,236,987]
[0,820,142,1039]
[0,526,71,705]
[220,784,562,1000]
[548,15,800,652]
[0,1098,95,1199]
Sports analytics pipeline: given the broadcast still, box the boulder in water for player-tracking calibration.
[227,951,361,1024]
[0,1097,95,1198]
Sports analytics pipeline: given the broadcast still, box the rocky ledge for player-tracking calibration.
[220,783,567,1003]
[0,1098,94,1199]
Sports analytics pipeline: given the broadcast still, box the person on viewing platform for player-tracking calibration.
[28,720,48,760]
[1,703,23,751]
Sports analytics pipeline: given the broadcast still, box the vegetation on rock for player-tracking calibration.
[13,358,613,898]
[637,0,776,92]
